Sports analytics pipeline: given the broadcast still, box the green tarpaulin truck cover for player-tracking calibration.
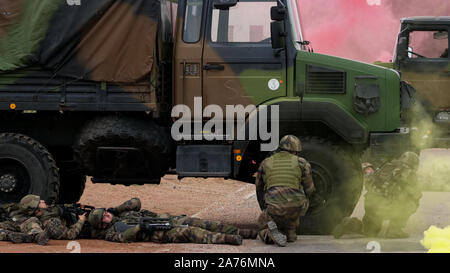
[0,0,160,82]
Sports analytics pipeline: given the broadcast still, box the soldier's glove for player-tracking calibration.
[106,208,119,216]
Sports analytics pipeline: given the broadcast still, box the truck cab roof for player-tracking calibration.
[401,16,450,25]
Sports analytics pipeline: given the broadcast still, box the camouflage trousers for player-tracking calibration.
[0,221,19,241]
[121,225,235,245]
[172,216,239,235]
[0,220,20,232]
[258,200,309,244]
[149,226,234,244]
[0,220,37,242]
[362,192,419,236]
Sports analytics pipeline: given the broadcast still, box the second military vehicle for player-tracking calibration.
[376,16,449,148]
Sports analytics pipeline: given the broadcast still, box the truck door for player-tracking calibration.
[202,0,286,110]
[399,28,450,110]
[173,0,205,111]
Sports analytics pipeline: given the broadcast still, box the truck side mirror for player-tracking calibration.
[214,0,238,10]
[271,6,286,21]
[271,21,286,50]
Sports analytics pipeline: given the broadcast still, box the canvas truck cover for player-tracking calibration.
[0,0,160,82]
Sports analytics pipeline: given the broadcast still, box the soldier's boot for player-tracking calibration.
[6,231,34,244]
[223,234,243,246]
[286,229,297,243]
[332,217,362,239]
[33,230,50,246]
[267,221,287,247]
[384,227,409,239]
[238,228,258,239]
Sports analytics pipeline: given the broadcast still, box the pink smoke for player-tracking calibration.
[297,0,450,63]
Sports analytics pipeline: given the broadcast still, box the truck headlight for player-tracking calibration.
[434,112,450,123]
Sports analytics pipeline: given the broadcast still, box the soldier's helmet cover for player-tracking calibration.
[88,208,106,229]
[399,151,420,169]
[19,194,40,214]
[361,162,374,171]
[279,135,302,152]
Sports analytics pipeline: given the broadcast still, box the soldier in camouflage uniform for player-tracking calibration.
[0,195,87,245]
[256,135,315,247]
[86,198,246,245]
[332,152,422,239]
[0,202,35,244]
[0,195,50,245]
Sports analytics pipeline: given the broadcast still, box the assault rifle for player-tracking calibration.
[114,217,188,233]
[60,203,96,226]
[139,217,174,231]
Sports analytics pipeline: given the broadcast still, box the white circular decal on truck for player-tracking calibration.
[268,79,280,91]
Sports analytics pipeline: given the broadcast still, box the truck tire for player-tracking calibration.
[256,136,363,235]
[0,133,59,204]
[58,171,86,204]
[74,115,171,182]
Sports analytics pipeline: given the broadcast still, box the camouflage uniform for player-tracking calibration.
[37,205,86,240]
[333,152,422,238]
[87,198,244,245]
[256,135,315,246]
[0,196,49,244]
[0,203,32,243]
[1,195,86,243]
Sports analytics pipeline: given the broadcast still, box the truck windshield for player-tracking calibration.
[286,0,305,51]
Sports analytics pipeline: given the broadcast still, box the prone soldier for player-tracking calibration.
[0,195,87,245]
[85,198,250,245]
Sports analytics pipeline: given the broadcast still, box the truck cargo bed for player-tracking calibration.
[0,67,157,113]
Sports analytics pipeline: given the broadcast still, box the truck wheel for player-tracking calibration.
[298,137,363,234]
[74,115,171,181]
[58,171,86,204]
[0,133,59,204]
[256,136,363,235]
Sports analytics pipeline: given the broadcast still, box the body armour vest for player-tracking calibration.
[263,152,303,190]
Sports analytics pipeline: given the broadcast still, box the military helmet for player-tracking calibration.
[279,135,302,153]
[88,208,105,229]
[361,162,374,171]
[19,194,40,215]
[399,151,420,169]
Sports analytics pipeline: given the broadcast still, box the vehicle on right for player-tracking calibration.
[376,16,450,149]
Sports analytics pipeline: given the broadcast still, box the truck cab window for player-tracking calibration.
[408,30,448,59]
[183,0,203,43]
[211,0,275,43]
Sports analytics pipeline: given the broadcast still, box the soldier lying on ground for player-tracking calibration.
[332,152,422,239]
[0,195,87,245]
[85,197,257,245]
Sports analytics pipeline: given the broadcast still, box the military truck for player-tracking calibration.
[376,16,449,148]
[0,0,414,234]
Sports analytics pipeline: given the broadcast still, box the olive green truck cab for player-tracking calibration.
[376,16,449,148]
[0,0,414,234]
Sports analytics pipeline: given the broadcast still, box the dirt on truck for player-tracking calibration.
[0,0,417,235]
